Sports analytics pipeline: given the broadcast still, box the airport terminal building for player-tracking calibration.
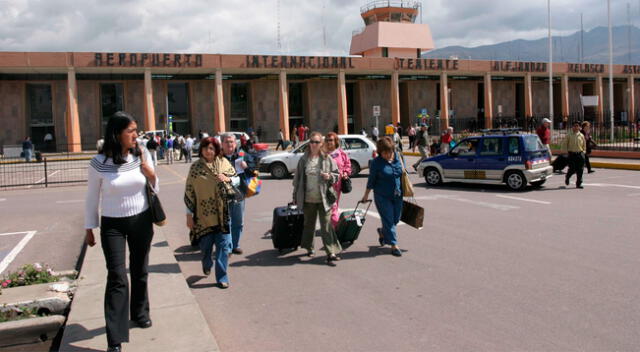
[0,2,638,152]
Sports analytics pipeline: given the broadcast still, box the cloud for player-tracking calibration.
[0,0,636,55]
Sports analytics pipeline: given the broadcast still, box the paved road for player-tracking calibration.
[2,157,639,351]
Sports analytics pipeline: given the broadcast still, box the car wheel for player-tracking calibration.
[505,171,527,191]
[270,162,289,179]
[531,180,546,188]
[350,160,361,176]
[424,167,442,186]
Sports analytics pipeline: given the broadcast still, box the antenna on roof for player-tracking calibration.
[277,0,282,51]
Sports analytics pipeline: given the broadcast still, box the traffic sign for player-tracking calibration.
[373,105,380,117]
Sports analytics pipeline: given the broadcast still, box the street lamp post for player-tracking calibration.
[608,0,615,141]
[548,0,554,132]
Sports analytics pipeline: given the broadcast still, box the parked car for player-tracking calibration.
[258,134,376,179]
[416,130,552,191]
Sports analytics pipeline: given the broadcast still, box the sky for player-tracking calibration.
[0,0,637,55]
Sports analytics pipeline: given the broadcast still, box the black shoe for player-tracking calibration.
[232,247,243,255]
[377,228,385,246]
[218,282,229,289]
[107,344,121,352]
[391,248,402,257]
[588,170,595,174]
[306,249,316,257]
[565,178,569,186]
[326,255,340,266]
[135,319,152,329]
[203,267,211,276]
[576,185,584,189]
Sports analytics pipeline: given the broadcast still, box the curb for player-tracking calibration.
[0,315,65,347]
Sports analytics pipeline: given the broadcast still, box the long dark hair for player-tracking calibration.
[102,111,140,164]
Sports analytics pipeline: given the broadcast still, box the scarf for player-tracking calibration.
[184,157,236,242]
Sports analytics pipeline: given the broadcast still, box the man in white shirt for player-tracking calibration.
[372,125,379,142]
[184,135,194,163]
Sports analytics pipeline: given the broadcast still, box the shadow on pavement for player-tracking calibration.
[59,324,106,351]
[186,275,220,289]
[147,263,182,274]
[414,181,564,194]
[152,241,169,247]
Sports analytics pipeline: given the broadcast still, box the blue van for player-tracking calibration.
[416,130,552,191]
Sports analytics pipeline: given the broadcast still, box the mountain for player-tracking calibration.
[423,26,640,65]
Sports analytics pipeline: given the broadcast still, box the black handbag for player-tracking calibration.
[341,177,352,194]
[145,181,167,226]
[140,150,167,226]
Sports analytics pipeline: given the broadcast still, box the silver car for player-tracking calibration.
[258,134,376,179]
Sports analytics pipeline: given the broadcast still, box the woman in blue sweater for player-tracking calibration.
[361,136,403,257]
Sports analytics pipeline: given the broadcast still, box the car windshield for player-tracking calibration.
[524,135,545,152]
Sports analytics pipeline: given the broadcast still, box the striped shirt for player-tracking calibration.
[84,149,157,229]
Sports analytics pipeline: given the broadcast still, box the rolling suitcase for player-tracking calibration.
[336,200,372,245]
[271,203,304,253]
[552,154,569,173]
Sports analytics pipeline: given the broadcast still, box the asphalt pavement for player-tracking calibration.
[1,155,639,351]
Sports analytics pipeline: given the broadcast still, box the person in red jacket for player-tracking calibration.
[537,118,552,157]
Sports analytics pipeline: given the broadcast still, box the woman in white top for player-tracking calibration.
[84,112,157,352]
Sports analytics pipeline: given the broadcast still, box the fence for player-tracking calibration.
[0,144,91,189]
[423,114,639,152]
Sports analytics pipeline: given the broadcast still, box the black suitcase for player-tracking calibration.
[271,203,304,253]
[552,155,569,172]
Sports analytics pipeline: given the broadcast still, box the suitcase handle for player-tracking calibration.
[353,200,372,218]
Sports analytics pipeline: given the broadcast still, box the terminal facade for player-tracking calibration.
[0,1,638,151]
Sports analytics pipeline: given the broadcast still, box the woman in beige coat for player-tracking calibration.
[292,131,342,265]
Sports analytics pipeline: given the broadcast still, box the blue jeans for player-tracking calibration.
[374,194,403,246]
[198,232,231,284]
[229,200,245,250]
[23,149,33,162]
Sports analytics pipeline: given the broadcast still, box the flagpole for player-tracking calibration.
[548,0,554,131]
[608,0,615,141]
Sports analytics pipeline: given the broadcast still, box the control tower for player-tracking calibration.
[349,1,434,58]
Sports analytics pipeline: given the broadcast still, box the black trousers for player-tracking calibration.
[584,152,592,172]
[566,152,585,186]
[100,209,154,346]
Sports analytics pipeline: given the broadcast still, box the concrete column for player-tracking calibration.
[278,70,290,141]
[391,71,401,128]
[66,67,82,152]
[628,75,636,124]
[484,73,493,129]
[143,69,156,131]
[596,74,604,124]
[214,69,226,133]
[337,70,348,134]
[524,73,533,118]
[561,74,570,119]
[440,72,449,129]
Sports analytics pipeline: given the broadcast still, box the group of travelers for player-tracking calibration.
[84,112,408,351]
[138,133,195,165]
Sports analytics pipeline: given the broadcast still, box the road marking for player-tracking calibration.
[0,198,6,202]
[55,200,83,204]
[0,231,37,275]
[414,194,519,211]
[583,183,640,190]
[496,195,551,205]
[34,170,60,184]
[628,193,640,197]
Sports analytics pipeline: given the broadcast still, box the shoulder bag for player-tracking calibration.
[140,151,167,226]
[398,154,414,198]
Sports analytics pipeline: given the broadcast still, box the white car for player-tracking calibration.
[258,134,376,179]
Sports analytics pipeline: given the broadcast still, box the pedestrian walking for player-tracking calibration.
[146,134,158,166]
[166,136,174,164]
[22,136,33,162]
[412,124,429,171]
[158,135,166,160]
[324,132,352,229]
[361,136,403,257]
[177,135,185,160]
[440,127,454,154]
[371,125,379,142]
[581,121,597,173]
[185,137,236,288]
[292,131,342,265]
[84,112,158,352]
[184,134,194,163]
[275,129,285,150]
[408,124,416,150]
[537,118,552,157]
[221,133,249,255]
[561,121,586,189]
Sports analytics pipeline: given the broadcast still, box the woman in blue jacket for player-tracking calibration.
[361,136,403,257]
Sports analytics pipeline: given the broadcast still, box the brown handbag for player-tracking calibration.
[400,199,424,229]
[398,155,414,198]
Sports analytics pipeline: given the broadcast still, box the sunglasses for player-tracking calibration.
[309,140,322,144]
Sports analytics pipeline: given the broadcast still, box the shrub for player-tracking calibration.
[1,263,59,289]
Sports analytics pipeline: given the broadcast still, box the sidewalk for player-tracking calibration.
[59,227,219,352]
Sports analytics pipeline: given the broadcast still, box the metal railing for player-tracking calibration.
[360,0,420,13]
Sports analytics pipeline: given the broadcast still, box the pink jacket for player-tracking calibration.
[329,148,351,193]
